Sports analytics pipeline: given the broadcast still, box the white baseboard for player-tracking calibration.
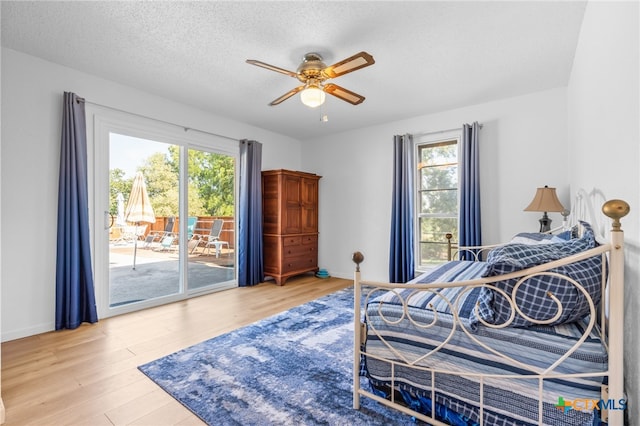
[2,321,54,342]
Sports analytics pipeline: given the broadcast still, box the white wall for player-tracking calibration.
[0,48,303,341]
[567,1,639,422]
[0,4,5,419]
[303,88,569,281]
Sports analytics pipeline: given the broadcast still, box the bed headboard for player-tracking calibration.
[568,188,609,243]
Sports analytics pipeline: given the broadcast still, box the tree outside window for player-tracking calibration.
[109,146,235,218]
[417,140,458,268]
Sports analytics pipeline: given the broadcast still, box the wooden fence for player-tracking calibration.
[142,216,235,248]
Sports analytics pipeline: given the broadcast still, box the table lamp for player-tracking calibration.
[523,185,566,232]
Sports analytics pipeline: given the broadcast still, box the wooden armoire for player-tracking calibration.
[262,169,321,285]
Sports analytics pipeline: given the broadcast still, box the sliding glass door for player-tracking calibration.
[108,133,181,307]
[93,114,237,318]
[186,148,236,290]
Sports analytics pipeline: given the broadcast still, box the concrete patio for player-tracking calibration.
[109,242,235,307]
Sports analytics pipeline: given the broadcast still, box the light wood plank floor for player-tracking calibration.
[1,275,351,425]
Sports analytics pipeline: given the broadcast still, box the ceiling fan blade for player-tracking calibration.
[323,83,366,105]
[246,59,298,78]
[269,86,305,106]
[322,51,375,79]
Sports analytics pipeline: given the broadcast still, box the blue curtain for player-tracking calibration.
[459,122,482,259]
[55,92,98,330]
[238,139,264,286]
[389,134,415,283]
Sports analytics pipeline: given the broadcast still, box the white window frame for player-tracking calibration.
[414,130,461,272]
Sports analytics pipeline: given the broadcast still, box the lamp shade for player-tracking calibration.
[300,85,326,108]
[524,186,565,213]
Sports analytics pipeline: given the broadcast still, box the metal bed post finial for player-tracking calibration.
[602,199,630,232]
[352,251,364,272]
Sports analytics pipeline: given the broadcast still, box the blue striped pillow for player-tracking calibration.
[472,222,603,328]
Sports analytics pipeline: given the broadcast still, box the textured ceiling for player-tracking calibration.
[1,1,587,141]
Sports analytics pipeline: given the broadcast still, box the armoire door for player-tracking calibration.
[300,177,319,233]
[282,174,302,234]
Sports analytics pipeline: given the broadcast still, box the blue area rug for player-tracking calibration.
[138,288,416,425]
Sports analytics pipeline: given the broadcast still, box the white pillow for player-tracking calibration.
[508,232,566,245]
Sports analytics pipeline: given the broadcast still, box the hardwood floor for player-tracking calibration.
[1,275,352,425]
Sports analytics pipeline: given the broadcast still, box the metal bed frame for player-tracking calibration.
[352,192,629,425]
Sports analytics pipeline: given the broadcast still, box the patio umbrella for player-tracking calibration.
[115,192,126,226]
[124,172,156,269]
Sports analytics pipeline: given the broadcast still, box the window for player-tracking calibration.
[416,137,459,269]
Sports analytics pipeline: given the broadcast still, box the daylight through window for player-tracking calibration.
[416,139,458,269]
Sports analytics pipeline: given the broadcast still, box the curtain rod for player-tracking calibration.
[76,96,241,142]
[413,123,483,138]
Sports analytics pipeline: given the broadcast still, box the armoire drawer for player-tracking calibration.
[281,254,318,273]
[300,234,318,246]
[283,236,302,246]
[283,243,315,257]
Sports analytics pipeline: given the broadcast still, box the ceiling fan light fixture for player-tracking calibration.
[300,84,326,108]
[247,51,374,107]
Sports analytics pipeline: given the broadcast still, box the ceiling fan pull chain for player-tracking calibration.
[319,103,328,123]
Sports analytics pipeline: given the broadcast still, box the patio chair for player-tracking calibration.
[203,219,230,257]
[156,234,178,252]
[187,216,197,240]
[122,224,148,242]
[189,219,229,257]
[144,217,175,248]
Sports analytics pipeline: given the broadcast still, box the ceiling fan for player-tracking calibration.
[246,51,375,108]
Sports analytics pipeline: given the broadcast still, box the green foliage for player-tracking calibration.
[186,149,235,216]
[417,142,459,266]
[138,152,180,216]
[109,169,132,215]
[110,146,234,220]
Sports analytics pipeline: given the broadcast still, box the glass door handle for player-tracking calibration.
[104,211,114,230]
